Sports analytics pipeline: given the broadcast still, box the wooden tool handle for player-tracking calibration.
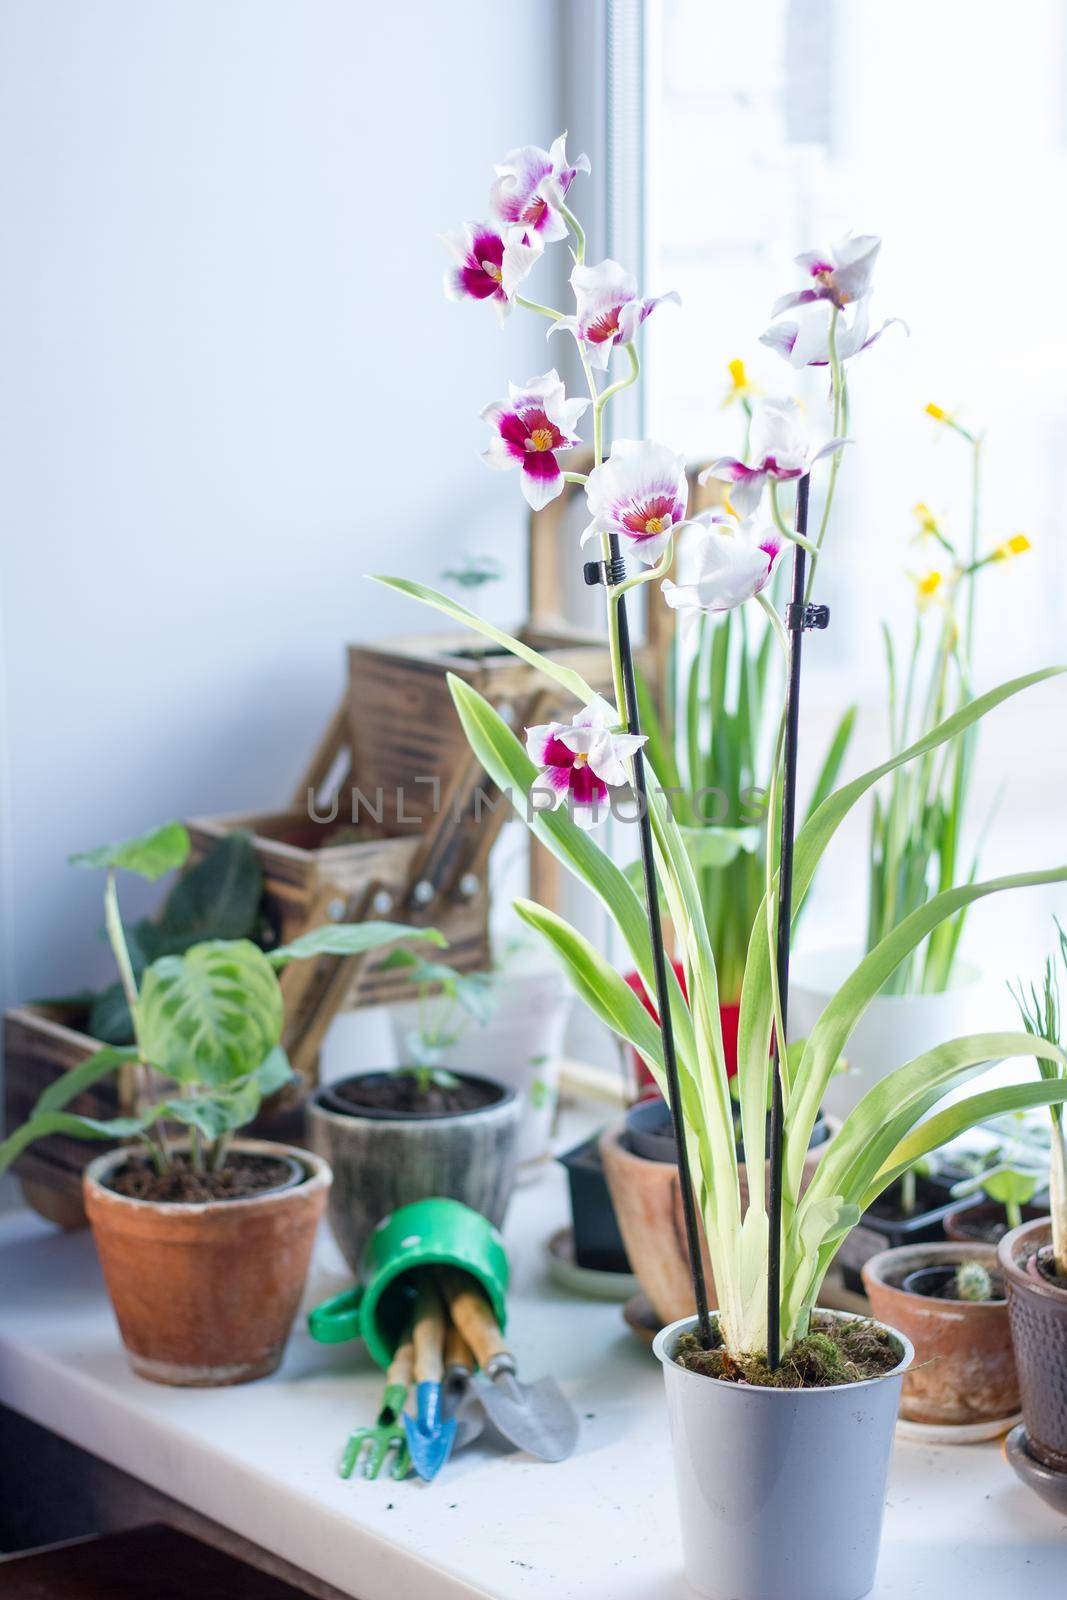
[386,1319,415,1387]
[436,1268,510,1369]
[443,1317,476,1375]
[411,1280,448,1385]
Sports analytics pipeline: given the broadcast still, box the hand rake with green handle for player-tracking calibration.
[340,1321,415,1481]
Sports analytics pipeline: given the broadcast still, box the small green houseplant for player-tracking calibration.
[385,135,1067,1597]
[1,821,437,1386]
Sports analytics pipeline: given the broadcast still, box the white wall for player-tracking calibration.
[0,0,566,1008]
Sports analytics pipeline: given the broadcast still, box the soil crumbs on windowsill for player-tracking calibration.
[676,1314,902,1388]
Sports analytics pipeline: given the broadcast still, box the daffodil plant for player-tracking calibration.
[869,408,1034,993]
[377,136,1067,1359]
[0,823,441,1180]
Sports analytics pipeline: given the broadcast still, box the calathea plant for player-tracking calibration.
[0,822,442,1178]
[378,135,1067,1369]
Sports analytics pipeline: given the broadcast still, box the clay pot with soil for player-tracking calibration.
[998,1217,1067,1473]
[84,1140,329,1385]
[600,1104,835,1327]
[862,1241,1018,1427]
[308,1068,521,1274]
[943,1197,1046,1244]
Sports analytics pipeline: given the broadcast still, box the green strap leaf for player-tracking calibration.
[866,1079,1067,1207]
[31,1046,138,1118]
[268,922,446,967]
[370,576,603,709]
[0,1111,148,1177]
[738,665,1066,1138]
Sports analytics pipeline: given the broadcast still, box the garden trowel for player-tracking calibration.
[402,1278,456,1481]
[437,1267,579,1463]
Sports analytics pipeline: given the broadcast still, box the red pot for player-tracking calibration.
[622,965,739,1090]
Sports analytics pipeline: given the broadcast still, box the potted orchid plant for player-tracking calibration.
[378,136,1067,1599]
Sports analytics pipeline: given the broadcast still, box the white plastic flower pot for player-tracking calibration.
[787,945,985,1120]
[653,1311,912,1600]
[388,967,572,1165]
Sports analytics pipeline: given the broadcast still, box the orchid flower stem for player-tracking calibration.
[558,201,586,265]
[598,342,641,410]
[805,308,845,603]
[756,592,791,663]
[514,295,562,322]
[562,471,589,485]
[769,482,819,556]
[611,535,674,600]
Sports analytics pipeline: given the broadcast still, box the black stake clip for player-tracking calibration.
[583,555,627,588]
[786,601,830,633]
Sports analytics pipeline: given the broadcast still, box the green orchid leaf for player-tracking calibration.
[138,939,283,1087]
[677,824,759,871]
[0,1110,148,1177]
[370,576,603,710]
[866,1078,1067,1207]
[69,821,190,881]
[268,922,445,967]
[30,1045,139,1118]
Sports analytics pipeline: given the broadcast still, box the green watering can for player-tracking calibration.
[308,1196,510,1370]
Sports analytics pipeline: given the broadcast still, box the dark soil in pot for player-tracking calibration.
[321,1069,504,1119]
[675,1313,901,1388]
[105,1150,303,1204]
[837,1173,973,1293]
[944,1199,1047,1244]
[1034,1246,1067,1291]
[625,1094,829,1164]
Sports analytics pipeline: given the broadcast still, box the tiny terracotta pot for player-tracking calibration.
[83,1140,330,1387]
[862,1242,1017,1426]
[998,1216,1067,1472]
[599,1116,835,1327]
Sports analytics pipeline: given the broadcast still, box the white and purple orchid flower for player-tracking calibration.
[525,699,646,830]
[699,397,849,517]
[490,133,590,245]
[481,370,588,511]
[761,299,907,369]
[442,222,542,322]
[550,259,680,371]
[662,512,782,625]
[581,439,688,566]
[771,234,881,318]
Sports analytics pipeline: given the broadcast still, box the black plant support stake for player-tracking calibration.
[767,473,829,1370]
[585,537,713,1349]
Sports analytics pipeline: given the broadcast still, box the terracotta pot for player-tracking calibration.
[998,1216,1067,1471]
[83,1140,330,1387]
[862,1242,1017,1425]
[599,1115,835,1327]
[943,1199,1046,1245]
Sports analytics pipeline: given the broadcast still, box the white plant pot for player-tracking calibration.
[787,945,984,1122]
[654,1312,912,1600]
[388,968,572,1166]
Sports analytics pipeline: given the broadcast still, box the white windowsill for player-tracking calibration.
[0,1104,1062,1599]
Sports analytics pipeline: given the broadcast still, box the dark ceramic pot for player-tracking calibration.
[308,1070,520,1275]
[998,1216,1067,1472]
[557,1133,630,1273]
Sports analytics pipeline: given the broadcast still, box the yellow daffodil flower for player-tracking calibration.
[912,569,944,610]
[992,533,1032,562]
[722,358,759,408]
